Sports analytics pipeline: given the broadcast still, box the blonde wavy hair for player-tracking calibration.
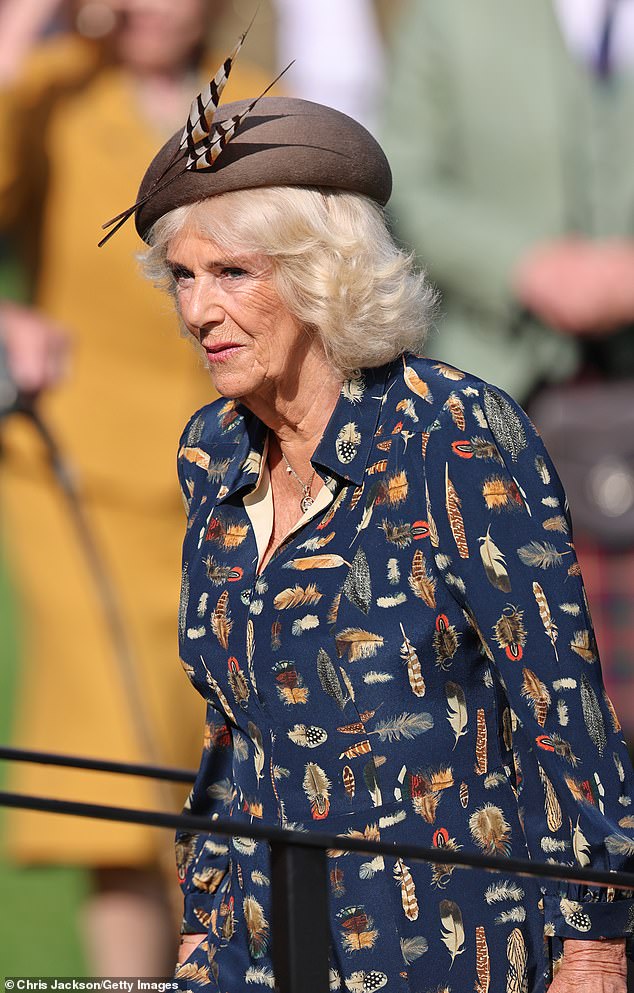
[141,186,436,378]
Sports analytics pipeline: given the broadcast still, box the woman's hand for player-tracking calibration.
[176,932,207,964]
[548,939,627,992]
[0,0,66,85]
[0,301,68,397]
[513,238,634,336]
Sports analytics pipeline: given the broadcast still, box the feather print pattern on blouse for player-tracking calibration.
[174,355,634,992]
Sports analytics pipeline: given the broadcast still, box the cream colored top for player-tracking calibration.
[243,435,334,570]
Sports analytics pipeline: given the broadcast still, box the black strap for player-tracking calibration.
[597,0,620,78]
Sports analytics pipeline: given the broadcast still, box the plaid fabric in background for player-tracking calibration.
[575,533,634,746]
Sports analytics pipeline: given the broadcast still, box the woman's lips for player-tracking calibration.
[204,343,243,363]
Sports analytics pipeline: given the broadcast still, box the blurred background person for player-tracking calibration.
[384,0,634,746]
[273,0,386,134]
[0,0,271,975]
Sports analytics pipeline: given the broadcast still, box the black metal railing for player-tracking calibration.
[2,746,633,993]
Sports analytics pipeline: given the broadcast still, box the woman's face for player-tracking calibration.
[166,227,317,405]
[83,0,213,72]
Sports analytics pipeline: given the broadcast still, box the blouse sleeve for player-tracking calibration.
[424,382,634,941]
[176,409,234,933]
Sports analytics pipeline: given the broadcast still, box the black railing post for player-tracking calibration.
[270,841,330,993]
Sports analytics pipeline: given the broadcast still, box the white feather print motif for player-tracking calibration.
[517,541,570,569]
[369,711,433,743]
[377,593,407,608]
[399,936,428,965]
[572,816,591,867]
[341,375,365,404]
[245,966,276,988]
[291,615,320,636]
[439,899,465,966]
[496,907,526,925]
[303,762,331,819]
[479,526,511,593]
[363,671,393,685]
[248,721,265,784]
[359,856,385,879]
[485,881,524,904]
[445,681,468,748]
[387,558,401,585]
[557,699,569,726]
[336,422,362,464]
[535,455,551,484]
[201,656,237,725]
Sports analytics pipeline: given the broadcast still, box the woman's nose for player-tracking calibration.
[179,278,225,337]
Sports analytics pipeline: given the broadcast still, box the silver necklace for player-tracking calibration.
[282,453,316,513]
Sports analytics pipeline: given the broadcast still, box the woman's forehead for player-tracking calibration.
[166,228,263,268]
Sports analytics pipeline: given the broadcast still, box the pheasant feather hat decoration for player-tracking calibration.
[99,15,287,246]
[100,19,392,246]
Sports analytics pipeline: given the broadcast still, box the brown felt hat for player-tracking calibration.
[134,97,392,243]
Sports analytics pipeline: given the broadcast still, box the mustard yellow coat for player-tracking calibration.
[0,36,269,864]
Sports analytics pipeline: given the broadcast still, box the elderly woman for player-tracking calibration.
[130,89,634,992]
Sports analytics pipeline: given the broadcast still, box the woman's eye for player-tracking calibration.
[170,267,193,286]
[221,267,248,279]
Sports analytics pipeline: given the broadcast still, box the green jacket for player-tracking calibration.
[384,0,634,401]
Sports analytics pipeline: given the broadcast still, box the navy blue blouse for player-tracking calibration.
[173,354,634,993]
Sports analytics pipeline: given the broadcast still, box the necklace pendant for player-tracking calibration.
[300,490,314,514]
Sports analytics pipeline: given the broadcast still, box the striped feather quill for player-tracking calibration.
[506,928,528,993]
[394,859,419,921]
[475,708,488,775]
[399,623,426,697]
[475,926,490,993]
[445,464,469,559]
[533,582,559,661]
[211,590,232,649]
[100,36,292,245]
[521,668,551,727]
[408,549,437,607]
[538,765,562,832]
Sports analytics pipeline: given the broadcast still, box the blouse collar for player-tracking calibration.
[213,361,391,504]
